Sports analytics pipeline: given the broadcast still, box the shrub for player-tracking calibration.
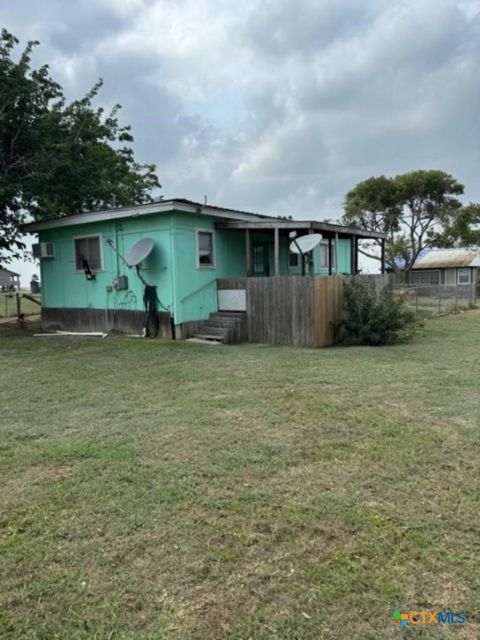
[341,277,416,345]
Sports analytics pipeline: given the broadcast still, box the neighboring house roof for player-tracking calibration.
[21,197,385,239]
[0,268,20,276]
[412,248,480,270]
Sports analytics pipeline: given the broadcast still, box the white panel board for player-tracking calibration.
[218,289,246,311]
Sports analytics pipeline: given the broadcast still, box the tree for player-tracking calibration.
[0,30,160,265]
[428,203,480,248]
[342,170,464,280]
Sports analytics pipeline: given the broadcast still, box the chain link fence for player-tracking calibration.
[393,284,477,317]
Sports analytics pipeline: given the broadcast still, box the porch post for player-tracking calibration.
[307,228,314,275]
[350,237,355,275]
[274,227,280,276]
[246,229,252,276]
[328,238,333,275]
[335,232,340,275]
[380,238,386,274]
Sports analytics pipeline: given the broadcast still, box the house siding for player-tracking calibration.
[39,214,175,315]
[38,210,252,326]
[171,213,247,324]
[37,209,354,331]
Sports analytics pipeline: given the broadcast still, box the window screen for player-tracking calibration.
[457,268,471,284]
[75,236,102,271]
[319,240,335,269]
[410,270,440,285]
[197,231,214,267]
[253,245,265,274]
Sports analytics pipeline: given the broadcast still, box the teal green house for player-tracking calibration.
[24,198,384,341]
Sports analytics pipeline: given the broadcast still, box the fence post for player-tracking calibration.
[16,293,21,319]
[438,286,441,315]
[455,285,458,311]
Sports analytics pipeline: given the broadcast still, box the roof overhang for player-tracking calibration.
[21,198,268,233]
[216,220,386,239]
[21,197,385,240]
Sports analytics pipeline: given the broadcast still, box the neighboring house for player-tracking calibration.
[23,198,385,339]
[408,248,480,287]
[0,268,20,291]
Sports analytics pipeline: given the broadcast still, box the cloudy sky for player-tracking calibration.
[2,0,480,282]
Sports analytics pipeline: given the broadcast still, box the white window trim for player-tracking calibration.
[457,268,472,284]
[195,228,216,270]
[73,234,104,273]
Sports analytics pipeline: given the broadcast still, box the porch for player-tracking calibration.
[216,219,387,277]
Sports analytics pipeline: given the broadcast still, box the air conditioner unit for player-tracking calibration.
[32,242,55,259]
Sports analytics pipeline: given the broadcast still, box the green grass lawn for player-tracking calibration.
[1,313,479,639]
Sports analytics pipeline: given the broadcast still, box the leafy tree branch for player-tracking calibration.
[0,29,160,265]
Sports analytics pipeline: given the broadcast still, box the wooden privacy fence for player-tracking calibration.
[218,274,391,348]
[247,275,345,347]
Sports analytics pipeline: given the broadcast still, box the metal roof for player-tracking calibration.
[21,198,271,232]
[22,198,385,238]
[21,197,385,239]
[216,219,385,239]
[412,248,480,269]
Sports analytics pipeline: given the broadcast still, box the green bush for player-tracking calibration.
[341,277,416,345]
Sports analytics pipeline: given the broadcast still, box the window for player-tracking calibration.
[410,270,440,286]
[288,251,299,268]
[253,244,267,275]
[319,241,329,268]
[196,230,215,268]
[457,268,471,284]
[75,236,102,271]
[318,240,335,269]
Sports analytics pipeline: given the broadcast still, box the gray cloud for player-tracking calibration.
[1,0,479,223]
[244,0,383,57]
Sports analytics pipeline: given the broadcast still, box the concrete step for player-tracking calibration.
[187,337,222,345]
[192,333,225,343]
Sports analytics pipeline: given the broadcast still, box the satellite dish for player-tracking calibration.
[289,233,323,254]
[125,238,155,267]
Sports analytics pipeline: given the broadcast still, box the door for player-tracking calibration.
[252,243,270,276]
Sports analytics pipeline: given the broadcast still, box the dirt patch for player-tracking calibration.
[2,464,76,506]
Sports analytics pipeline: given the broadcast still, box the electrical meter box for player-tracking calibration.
[114,275,128,290]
